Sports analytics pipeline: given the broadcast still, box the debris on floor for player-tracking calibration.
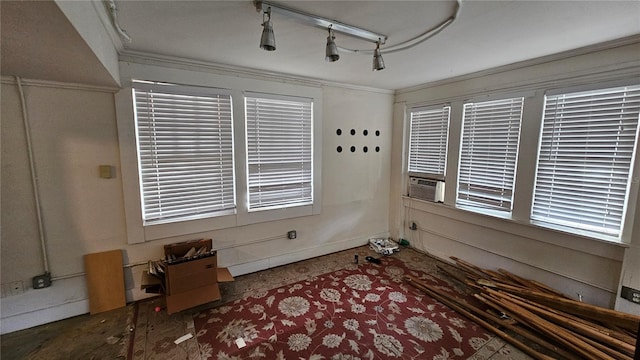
[368,237,399,255]
[405,256,640,360]
[105,336,121,345]
[174,333,193,345]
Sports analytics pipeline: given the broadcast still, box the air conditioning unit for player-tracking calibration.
[409,177,445,203]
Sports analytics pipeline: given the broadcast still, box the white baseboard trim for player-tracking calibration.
[1,298,89,335]
[2,233,387,334]
[229,233,385,277]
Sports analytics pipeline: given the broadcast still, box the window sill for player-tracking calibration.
[454,203,514,222]
[138,203,320,242]
[143,212,238,241]
[402,196,629,256]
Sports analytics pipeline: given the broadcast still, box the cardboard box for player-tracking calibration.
[141,270,162,294]
[141,239,234,314]
[163,238,212,261]
[166,252,217,294]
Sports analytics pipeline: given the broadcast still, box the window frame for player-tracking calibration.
[407,104,451,180]
[403,78,640,245]
[530,83,640,241]
[456,96,524,214]
[132,81,237,225]
[244,92,314,212]
[116,64,322,244]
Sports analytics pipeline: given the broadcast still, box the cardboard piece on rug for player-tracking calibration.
[174,333,193,344]
[217,267,234,282]
[235,337,247,348]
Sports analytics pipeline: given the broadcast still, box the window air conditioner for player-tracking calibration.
[409,177,445,203]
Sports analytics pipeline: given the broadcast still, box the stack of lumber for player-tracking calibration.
[404,256,640,360]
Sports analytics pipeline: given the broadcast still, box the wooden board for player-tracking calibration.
[84,250,126,314]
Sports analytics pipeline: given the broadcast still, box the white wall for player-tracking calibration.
[616,187,640,312]
[390,42,640,311]
[54,0,122,86]
[0,72,394,333]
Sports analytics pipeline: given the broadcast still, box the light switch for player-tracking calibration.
[99,165,115,179]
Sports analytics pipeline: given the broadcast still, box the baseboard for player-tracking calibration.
[1,298,89,335]
[1,233,387,334]
[228,233,386,276]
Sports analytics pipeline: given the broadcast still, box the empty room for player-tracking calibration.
[1,0,640,359]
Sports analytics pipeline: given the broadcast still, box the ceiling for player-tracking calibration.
[2,1,640,90]
[0,0,118,87]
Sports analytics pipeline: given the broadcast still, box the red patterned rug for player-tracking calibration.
[193,256,493,359]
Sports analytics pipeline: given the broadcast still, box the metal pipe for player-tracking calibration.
[16,76,50,274]
[105,0,132,43]
[337,0,462,55]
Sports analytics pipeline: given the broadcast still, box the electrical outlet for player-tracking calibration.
[287,230,297,239]
[620,286,640,304]
[9,281,23,296]
[33,273,52,289]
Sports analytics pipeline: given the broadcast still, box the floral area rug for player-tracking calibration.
[193,256,497,360]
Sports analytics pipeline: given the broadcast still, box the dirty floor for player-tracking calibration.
[1,246,532,360]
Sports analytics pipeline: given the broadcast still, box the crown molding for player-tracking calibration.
[118,50,395,95]
[1,76,119,93]
[397,34,640,95]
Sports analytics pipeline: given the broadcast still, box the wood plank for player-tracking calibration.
[404,276,556,360]
[477,279,640,331]
[489,289,635,357]
[84,250,126,314]
[481,291,615,360]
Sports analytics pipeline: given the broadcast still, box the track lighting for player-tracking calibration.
[372,41,385,71]
[254,0,461,71]
[260,7,276,51]
[255,0,387,64]
[325,27,339,62]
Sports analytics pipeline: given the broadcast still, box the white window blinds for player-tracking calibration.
[458,97,524,212]
[532,84,640,239]
[133,82,235,224]
[408,105,450,177]
[245,94,313,210]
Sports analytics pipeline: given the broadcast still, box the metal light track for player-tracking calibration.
[255,0,387,44]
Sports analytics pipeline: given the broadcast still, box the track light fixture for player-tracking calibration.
[325,27,340,62]
[372,41,385,71]
[254,0,462,72]
[260,7,276,51]
[255,0,386,68]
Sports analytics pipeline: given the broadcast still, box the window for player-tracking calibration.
[532,84,640,239]
[457,97,524,212]
[133,81,235,225]
[408,105,451,178]
[245,93,313,210]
